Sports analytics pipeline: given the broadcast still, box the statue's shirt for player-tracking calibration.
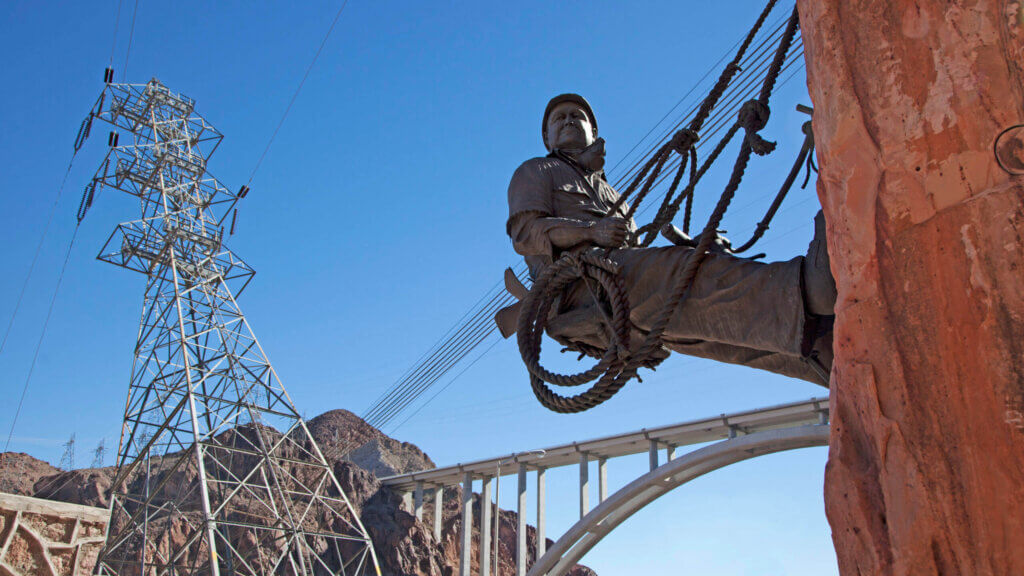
[506,156,636,279]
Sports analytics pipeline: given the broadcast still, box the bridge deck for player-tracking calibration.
[380,397,829,491]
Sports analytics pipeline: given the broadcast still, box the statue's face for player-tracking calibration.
[546,101,595,150]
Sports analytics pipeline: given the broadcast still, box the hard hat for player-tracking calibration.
[542,93,598,150]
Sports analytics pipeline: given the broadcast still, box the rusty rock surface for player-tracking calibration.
[797,0,1024,574]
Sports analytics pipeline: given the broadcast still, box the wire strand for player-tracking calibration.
[108,0,125,66]
[387,336,502,434]
[3,225,81,456]
[245,0,352,186]
[121,0,140,82]
[0,159,78,357]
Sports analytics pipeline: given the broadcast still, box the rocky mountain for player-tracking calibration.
[0,452,60,496]
[306,409,436,478]
[1,411,596,576]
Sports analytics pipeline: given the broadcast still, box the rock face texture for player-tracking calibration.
[0,492,109,576]
[2,410,595,576]
[797,1,1024,574]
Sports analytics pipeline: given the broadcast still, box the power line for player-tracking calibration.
[610,13,792,180]
[360,264,519,417]
[360,268,527,422]
[121,0,140,82]
[0,158,79,357]
[246,0,353,186]
[3,225,82,456]
[363,277,521,428]
[367,297,510,429]
[388,336,502,434]
[108,0,125,66]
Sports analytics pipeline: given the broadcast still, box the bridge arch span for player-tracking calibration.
[527,424,830,576]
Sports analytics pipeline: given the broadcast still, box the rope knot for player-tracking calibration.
[669,128,700,155]
[738,99,777,156]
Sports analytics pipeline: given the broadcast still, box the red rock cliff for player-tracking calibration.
[796,1,1024,573]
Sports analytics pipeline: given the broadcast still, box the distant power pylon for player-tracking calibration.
[91,439,106,468]
[82,78,380,576]
[59,433,76,471]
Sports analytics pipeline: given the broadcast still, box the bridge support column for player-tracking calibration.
[536,467,546,561]
[667,444,676,461]
[649,440,658,471]
[517,464,527,576]
[414,481,424,521]
[433,486,444,541]
[460,473,473,576]
[481,476,492,576]
[579,454,589,519]
[598,458,607,503]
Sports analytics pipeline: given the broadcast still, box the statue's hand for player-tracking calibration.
[591,217,630,248]
[661,223,732,253]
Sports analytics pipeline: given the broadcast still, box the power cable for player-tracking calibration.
[361,289,508,423]
[3,226,82,456]
[360,265,521,420]
[367,298,510,429]
[109,0,125,66]
[360,264,528,421]
[245,0,352,186]
[0,159,78,358]
[363,289,516,428]
[611,16,792,187]
[387,336,502,434]
[121,0,140,82]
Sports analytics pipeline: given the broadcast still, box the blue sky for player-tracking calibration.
[0,1,836,573]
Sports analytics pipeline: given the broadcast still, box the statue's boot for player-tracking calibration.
[801,210,836,380]
[803,210,836,315]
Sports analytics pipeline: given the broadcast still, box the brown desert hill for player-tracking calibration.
[1,411,597,576]
[306,408,436,477]
[0,452,61,495]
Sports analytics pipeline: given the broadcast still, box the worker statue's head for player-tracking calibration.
[542,93,598,152]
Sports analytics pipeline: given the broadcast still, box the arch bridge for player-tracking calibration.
[381,397,830,576]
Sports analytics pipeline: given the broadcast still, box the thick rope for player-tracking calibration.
[520,3,801,413]
[731,118,814,253]
[608,0,779,218]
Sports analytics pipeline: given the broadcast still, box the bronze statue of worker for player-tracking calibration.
[497,93,835,386]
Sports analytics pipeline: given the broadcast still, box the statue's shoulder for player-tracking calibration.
[510,157,562,189]
[515,156,562,175]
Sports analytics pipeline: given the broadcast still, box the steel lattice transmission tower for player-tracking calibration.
[83,79,381,576]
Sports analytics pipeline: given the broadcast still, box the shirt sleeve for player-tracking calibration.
[507,160,557,258]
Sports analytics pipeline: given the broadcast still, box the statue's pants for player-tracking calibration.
[547,216,832,386]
